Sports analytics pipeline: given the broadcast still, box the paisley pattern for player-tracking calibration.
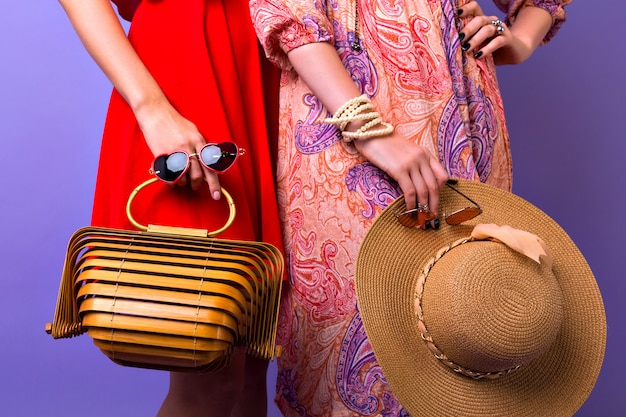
[250,0,568,415]
[336,314,386,415]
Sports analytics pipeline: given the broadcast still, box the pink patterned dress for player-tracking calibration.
[250,0,569,415]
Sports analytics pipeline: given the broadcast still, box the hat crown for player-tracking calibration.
[420,239,564,375]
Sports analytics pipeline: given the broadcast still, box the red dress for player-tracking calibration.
[93,0,282,251]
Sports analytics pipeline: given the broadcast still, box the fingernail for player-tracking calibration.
[434,218,440,229]
[462,42,470,51]
[424,221,432,230]
[457,9,463,16]
[474,51,483,59]
[458,32,465,41]
[213,191,221,200]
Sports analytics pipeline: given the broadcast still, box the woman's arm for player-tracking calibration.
[493,6,553,65]
[287,43,449,215]
[58,0,221,197]
[59,0,159,113]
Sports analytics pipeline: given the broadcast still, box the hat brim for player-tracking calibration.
[355,179,606,417]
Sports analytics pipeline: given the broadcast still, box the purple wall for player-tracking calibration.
[1,1,623,416]
[490,2,626,414]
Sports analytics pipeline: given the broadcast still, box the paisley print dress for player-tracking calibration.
[250,0,570,415]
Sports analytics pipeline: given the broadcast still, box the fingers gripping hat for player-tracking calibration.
[355,179,606,417]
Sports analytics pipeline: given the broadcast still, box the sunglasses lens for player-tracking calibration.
[396,209,436,227]
[200,142,238,172]
[153,151,188,182]
[445,207,482,225]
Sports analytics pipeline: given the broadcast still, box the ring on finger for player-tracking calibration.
[188,153,199,159]
[417,203,429,211]
[491,19,505,36]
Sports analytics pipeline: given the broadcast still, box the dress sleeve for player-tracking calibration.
[491,0,571,44]
[111,0,142,22]
[249,0,335,70]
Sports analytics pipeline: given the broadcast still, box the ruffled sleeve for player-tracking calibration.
[111,0,142,22]
[249,0,335,70]
[492,0,571,44]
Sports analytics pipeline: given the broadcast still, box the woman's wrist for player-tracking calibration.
[495,6,552,65]
[131,91,171,125]
[324,94,394,142]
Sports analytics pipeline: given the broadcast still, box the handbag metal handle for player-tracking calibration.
[125,177,236,237]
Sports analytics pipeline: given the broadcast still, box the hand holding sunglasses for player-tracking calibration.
[394,179,482,228]
[150,141,245,184]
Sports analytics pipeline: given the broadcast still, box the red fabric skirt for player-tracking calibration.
[92,0,282,251]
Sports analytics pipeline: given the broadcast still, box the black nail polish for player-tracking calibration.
[434,218,440,230]
[457,9,463,16]
[459,32,465,41]
[474,51,483,59]
[462,42,470,51]
[425,221,432,230]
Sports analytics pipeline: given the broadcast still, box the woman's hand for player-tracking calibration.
[353,134,449,216]
[457,1,552,65]
[134,99,222,198]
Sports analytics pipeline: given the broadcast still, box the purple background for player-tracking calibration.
[1,1,623,416]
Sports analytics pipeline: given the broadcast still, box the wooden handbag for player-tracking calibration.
[46,178,284,373]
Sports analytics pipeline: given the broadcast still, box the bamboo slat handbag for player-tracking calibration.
[46,178,284,373]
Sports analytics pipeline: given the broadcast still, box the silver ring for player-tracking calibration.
[491,19,505,36]
[417,203,429,211]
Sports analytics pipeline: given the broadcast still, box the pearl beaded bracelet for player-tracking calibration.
[324,95,394,142]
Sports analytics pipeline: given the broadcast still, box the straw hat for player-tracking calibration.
[355,179,606,417]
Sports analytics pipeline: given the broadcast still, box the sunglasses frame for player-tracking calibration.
[150,142,245,184]
[394,179,482,228]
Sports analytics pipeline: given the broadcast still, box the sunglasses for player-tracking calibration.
[150,142,245,184]
[394,180,482,227]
